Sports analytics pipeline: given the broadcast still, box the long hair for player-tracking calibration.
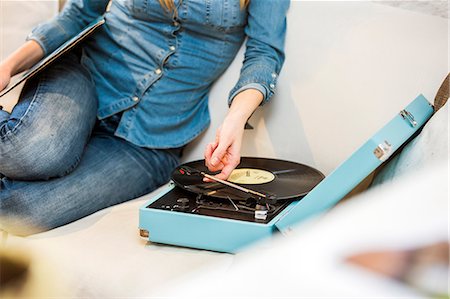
[158,0,250,12]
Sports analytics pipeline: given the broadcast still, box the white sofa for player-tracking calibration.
[1,1,448,298]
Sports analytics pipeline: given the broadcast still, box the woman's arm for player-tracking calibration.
[27,0,109,56]
[0,40,44,91]
[204,89,263,181]
[204,0,290,180]
[228,0,290,107]
[1,0,109,92]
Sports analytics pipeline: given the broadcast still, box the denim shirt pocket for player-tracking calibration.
[130,0,150,19]
[205,0,247,32]
[131,0,167,20]
[131,0,184,21]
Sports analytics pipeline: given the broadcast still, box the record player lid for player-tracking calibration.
[274,94,434,233]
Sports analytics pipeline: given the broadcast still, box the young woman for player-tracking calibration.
[0,0,289,235]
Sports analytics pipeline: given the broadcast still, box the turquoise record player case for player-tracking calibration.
[139,95,434,253]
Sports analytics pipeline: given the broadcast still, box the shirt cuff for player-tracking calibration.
[228,83,268,107]
[25,18,72,56]
[228,63,280,107]
[25,33,49,56]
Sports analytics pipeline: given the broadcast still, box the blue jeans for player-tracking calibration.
[0,50,181,236]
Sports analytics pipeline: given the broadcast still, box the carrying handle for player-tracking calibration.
[434,73,449,112]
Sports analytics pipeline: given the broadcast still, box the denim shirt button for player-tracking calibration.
[271,73,277,78]
[155,68,162,75]
[132,96,139,102]
[169,45,176,51]
[269,83,275,89]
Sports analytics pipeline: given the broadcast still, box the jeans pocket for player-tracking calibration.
[205,0,248,31]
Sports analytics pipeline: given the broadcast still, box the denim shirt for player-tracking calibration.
[27,0,289,148]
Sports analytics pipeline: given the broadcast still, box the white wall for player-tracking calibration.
[183,1,449,175]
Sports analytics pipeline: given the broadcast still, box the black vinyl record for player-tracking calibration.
[172,157,325,203]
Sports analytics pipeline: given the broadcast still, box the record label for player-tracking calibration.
[228,168,275,185]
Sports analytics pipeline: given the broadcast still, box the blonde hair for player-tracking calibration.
[158,0,250,12]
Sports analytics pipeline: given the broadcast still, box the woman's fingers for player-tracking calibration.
[204,113,245,181]
[214,154,240,181]
[209,134,241,180]
[204,141,218,169]
[0,69,11,92]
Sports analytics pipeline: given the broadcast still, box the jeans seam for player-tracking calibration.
[61,155,82,177]
[0,74,47,141]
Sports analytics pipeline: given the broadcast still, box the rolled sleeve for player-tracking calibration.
[228,0,290,106]
[26,20,72,56]
[228,82,268,106]
[26,0,109,56]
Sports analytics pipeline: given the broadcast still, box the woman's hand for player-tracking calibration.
[0,65,12,92]
[204,114,245,181]
[0,40,44,92]
[204,88,264,180]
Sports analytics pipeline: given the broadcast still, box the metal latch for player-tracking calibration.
[400,109,417,127]
[374,140,392,161]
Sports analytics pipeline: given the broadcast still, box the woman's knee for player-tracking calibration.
[0,120,87,180]
[0,101,96,180]
[0,67,97,180]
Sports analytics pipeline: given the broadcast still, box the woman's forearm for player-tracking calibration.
[225,88,264,127]
[1,40,44,76]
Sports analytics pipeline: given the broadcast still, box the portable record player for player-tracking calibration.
[139,94,434,252]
